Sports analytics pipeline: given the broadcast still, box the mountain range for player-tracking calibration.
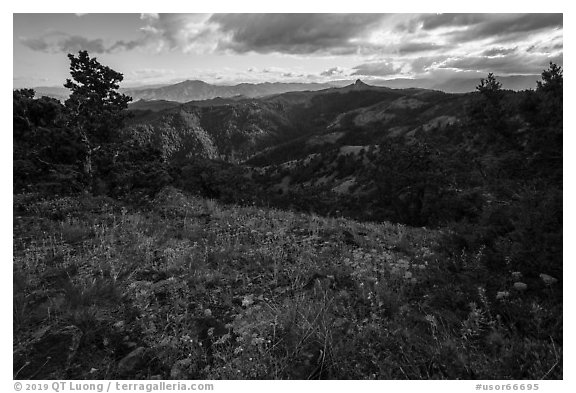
[26,74,540,103]
[123,79,472,218]
[124,79,474,164]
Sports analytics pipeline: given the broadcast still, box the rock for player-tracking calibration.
[513,282,528,291]
[170,358,193,379]
[496,291,510,300]
[117,347,147,376]
[539,273,558,286]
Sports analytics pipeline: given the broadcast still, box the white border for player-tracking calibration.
[4,3,573,392]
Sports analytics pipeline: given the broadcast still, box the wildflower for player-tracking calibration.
[242,295,254,307]
[496,291,510,300]
[511,271,522,280]
[424,314,437,329]
[539,273,558,286]
[513,282,528,291]
[404,271,413,279]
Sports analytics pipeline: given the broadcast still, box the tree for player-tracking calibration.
[64,51,132,186]
[537,62,563,94]
[476,73,503,103]
[536,62,563,129]
[467,72,512,142]
[13,89,83,192]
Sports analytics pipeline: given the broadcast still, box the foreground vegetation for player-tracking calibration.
[14,188,561,379]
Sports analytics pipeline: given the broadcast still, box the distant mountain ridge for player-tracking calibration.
[123,80,340,103]
[25,74,540,102]
[371,74,540,93]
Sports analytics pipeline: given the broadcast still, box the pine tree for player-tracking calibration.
[64,50,132,187]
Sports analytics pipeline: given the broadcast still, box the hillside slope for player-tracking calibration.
[125,82,467,165]
[13,188,562,379]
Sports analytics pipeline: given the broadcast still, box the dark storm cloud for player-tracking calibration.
[447,14,562,43]
[396,13,486,33]
[351,61,402,77]
[420,13,487,30]
[20,33,140,54]
[209,13,387,54]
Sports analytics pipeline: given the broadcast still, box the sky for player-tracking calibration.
[13,13,563,88]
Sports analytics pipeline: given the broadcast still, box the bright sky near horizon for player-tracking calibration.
[13,13,563,88]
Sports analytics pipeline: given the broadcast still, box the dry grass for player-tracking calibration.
[13,187,562,379]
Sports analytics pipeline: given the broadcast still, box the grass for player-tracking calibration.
[13,187,562,379]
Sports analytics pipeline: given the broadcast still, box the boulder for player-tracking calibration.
[117,347,147,376]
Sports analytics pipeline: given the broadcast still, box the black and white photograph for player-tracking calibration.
[11,6,565,384]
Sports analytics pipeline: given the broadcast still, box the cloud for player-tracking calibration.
[108,40,141,52]
[320,67,346,77]
[394,13,487,34]
[446,14,562,43]
[409,56,447,74]
[209,13,387,54]
[21,34,107,53]
[17,13,563,83]
[137,14,221,53]
[527,40,563,54]
[397,42,446,54]
[481,47,518,57]
[122,68,177,86]
[440,52,563,75]
[127,68,175,79]
[20,14,220,55]
[20,32,139,54]
[140,13,159,21]
[419,13,487,30]
[352,61,402,77]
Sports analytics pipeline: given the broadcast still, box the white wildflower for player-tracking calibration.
[513,282,528,291]
[496,291,510,300]
[539,273,558,286]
